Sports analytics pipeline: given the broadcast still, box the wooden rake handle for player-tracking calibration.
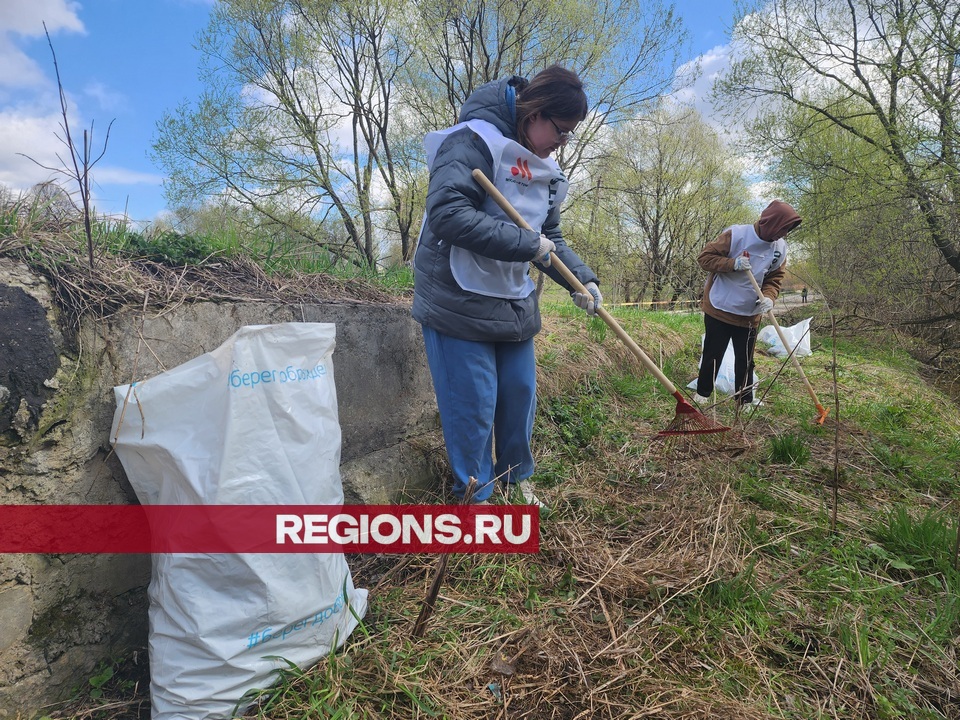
[742,265,829,424]
[471,169,680,397]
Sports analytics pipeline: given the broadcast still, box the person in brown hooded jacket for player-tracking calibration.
[693,201,802,406]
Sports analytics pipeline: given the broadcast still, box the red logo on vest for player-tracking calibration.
[510,158,532,180]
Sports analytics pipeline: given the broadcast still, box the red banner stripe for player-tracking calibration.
[0,505,540,554]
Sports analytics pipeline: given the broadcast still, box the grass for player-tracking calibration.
[10,224,960,719]
[0,203,418,290]
[870,506,959,581]
[198,308,960,719]
[768,434,811,465]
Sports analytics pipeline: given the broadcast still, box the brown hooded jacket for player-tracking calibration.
[698,201,801,328]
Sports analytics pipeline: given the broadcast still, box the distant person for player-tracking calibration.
[693,201,802,406]
[412,66,602,508]
[801,287,808,303]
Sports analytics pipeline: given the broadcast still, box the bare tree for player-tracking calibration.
[401,0,690,176]
[27,182,78,228]
[289,0,420,262]
[598,106,752,305]
[154,0,411,268]
[153,0,690,270]
[19,25,113,270]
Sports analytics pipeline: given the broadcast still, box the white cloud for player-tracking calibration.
[83,81,128,113]
[748,178,777,203]
[0,107,68,190]
[662,43,780,210]
[669,44,732,129]
[92,166,164,186]
[0,102,158,193]
[2,0,84,34]
[0,3,153,209]
[0,37,47,89]
[0,0,85,89]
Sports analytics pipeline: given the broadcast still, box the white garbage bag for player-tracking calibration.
[758,317,812,358]
[110,323,367,719]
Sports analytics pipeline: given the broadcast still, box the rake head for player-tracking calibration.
[656,395,730,437]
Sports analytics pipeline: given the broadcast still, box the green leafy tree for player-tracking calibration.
[714,0,960,279]
[766,101,940,327]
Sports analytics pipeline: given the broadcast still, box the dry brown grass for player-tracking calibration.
[288,471,783,720]
[0,230,400,329]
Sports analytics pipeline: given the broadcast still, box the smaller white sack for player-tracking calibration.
[688,337,759,397]
[758,317,812,358]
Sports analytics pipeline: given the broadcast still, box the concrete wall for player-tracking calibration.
[0,258,442,716]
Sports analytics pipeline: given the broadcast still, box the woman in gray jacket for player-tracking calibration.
[413,66,602,507]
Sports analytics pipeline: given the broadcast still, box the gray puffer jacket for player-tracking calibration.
[412,76,599,342]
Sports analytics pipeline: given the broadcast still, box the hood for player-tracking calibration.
[459,76,526,140]
[755,201,801,241]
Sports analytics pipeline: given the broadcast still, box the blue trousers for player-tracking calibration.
[421,326,536,502]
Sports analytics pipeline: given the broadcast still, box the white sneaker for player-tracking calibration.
[517,480,546,508]
[692,393,711,405]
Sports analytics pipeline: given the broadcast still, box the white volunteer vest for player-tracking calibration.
[709,224,787,315]
[423,119,569,299]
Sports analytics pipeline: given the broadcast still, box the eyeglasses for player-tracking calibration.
[547,117,575,143]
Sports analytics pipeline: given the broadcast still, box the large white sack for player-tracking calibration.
[758,317,812,358]
[110,323,367,719]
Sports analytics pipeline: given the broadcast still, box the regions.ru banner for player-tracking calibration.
[0,505,539,554]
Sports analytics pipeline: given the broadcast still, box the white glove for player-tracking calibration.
[535,235,556,267]
[733,255,752,271]
[755,296,774,314]
[572,282,603,316]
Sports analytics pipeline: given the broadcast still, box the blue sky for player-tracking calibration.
[0,0,736,223]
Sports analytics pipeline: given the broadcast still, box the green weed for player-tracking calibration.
[699,563,773,634]
[767,433,811,465]
[540,383,607,453]
[586,314,607,343]
[86,662,114,699]
[734,472,795,514]
[117,229,229,265]
[645,309,703,333]
[870,506,959,581]
[0,198,31,237]
[608,373,648,399]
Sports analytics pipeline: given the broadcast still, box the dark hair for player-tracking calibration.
[515,65,588,149]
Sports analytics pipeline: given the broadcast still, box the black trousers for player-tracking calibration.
[696,314,758,404]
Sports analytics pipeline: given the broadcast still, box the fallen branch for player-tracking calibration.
[411,477,477,638]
